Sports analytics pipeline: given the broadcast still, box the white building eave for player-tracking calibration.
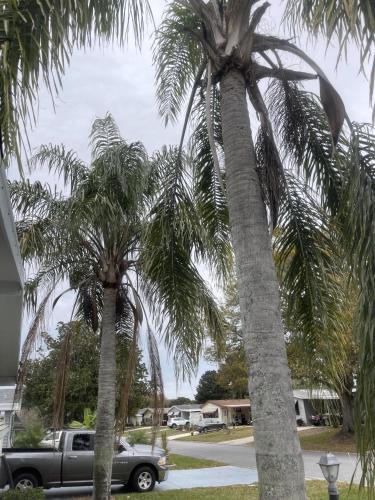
[0,168,24,385]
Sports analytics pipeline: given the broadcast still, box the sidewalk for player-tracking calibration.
[167,432,192,440]
[217,426,316,445]
[156,466,258,491]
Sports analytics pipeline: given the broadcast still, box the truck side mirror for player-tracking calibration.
[118,444,126,453]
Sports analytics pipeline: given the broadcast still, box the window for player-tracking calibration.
[295,401,300,416]
[72,434,93,451]
[59,432,65,452]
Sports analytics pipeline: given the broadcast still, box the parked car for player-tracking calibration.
[40,430,63,449]
[167,417,189,429]
[310,412,343,426]
[0,430,168,493]
[197,419,226,433]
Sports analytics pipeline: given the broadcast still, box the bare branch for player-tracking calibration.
[249,2,271,34]
[178,61,206,155]
[253,64,317,82]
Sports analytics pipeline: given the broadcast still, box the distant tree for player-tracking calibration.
[206,277,248,400]
[168,397,194,406]
[22,321,150,425]
[217,351,249,400]
[195,370,228,403]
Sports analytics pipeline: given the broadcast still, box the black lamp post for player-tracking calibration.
[318,452,340,499]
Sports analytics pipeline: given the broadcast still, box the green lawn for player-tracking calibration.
[117,482,366,499]
[298,427,357,454]
[177,426,253,443]
[168,453,225,469]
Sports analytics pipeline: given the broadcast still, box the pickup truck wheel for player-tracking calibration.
[132,466,156,493]
[14,472,38,490]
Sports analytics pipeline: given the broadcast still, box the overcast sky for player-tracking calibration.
[10,0,373,399]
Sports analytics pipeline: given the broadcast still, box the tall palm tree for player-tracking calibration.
[0,0,151,164]
[153,2,365,498]
[10,115,226,499]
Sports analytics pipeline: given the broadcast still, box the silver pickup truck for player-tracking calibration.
[0,430,168,493]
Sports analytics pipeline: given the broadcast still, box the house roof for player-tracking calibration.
[168,404,202,412]
[138,407,170,415]
[204,399,251,408]
[293,389,339,400]
[0,386,20,411]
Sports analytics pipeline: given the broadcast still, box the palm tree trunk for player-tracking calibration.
[93,286,117,500]
[340,389,355,434]
[220,68,306,500]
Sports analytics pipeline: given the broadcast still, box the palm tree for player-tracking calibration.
[153,2,361,498]
[10,114,226,499]
[0,0,151,164]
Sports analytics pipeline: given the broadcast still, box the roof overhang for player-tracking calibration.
[0,168,24,385]
[224,404,251,408]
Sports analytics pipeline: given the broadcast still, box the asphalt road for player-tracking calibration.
[168,440,362,484]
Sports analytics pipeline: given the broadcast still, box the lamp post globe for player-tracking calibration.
[318,453,340,499]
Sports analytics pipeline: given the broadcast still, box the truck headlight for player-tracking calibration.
[158,456,167,466]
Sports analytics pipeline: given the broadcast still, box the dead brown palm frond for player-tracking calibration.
[15,288,54,403]
[52,323,76,430]
[116,309,140,435]
[146,324,164,448]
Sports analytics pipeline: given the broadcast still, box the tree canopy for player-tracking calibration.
[22,321,150,425]
[195,370,229,403]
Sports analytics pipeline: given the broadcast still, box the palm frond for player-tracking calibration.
[339,123,375,490]
[141,147,225,377]
[116,299,139,434]
[52,322,76,429]
[0,0,152,162]
[267,80,343,214]
[190,84,232,280]
[275,173,343,357]
[15,288,54,402]
[146,324,164,437]
[31,145,88,189]
[90,113,123,159]
[153,2,203,124]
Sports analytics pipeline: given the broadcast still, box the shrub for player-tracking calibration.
[1,488,44,499]
[126,429,151,446]
[12,409,44,448]
[69,408,96,429]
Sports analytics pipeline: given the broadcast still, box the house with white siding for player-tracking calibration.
[201,399,251,425]
[0,386,21,450]
[167,404,203,425]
